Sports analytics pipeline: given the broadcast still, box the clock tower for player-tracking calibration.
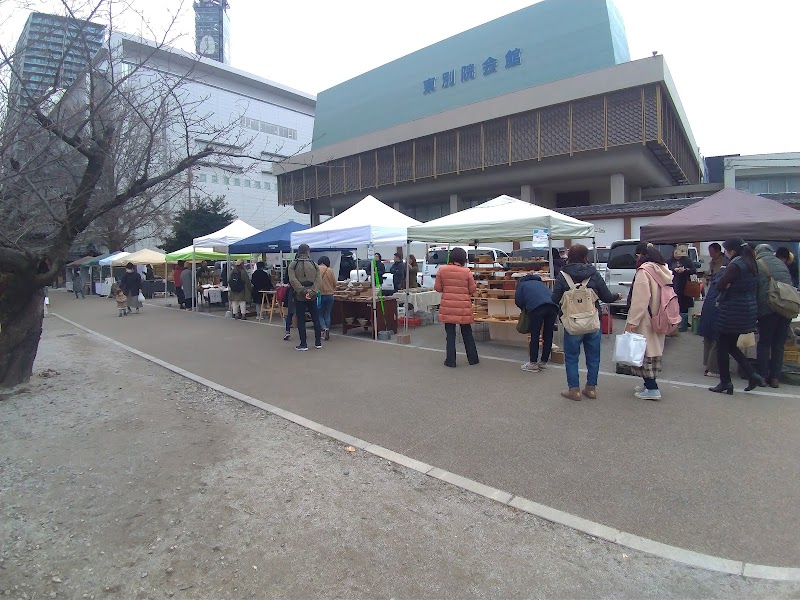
[194,0,230,64]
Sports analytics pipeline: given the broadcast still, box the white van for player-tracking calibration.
[605,240,699,312]
[422,246,509,287]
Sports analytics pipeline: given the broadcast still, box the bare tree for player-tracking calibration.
[0,0,248,387]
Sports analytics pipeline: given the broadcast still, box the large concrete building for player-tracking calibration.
[109,34,315,249]
[10,12,104,104]
[276,0,702,227]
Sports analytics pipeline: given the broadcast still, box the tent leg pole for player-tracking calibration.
[404,241,410,335]
[192,246,196,313]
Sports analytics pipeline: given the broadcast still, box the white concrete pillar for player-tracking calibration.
[723,165,736,188]
[610,173,625,205]
[449,193,462,214]
[521,184,533,204]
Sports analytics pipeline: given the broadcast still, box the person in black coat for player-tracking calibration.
[119,262,143,314]
[710,238,764,394]
[668,247,697,331]
[250,261,274,305]
[698,268,724,377]
[389,253,406,292]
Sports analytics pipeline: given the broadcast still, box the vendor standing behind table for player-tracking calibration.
[668,244,697,332]
[196,260,213,285]
[407,255,420,288]
[250,261,273,306]
[390,253,406,292]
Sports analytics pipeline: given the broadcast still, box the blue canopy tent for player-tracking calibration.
[229,221,309,254]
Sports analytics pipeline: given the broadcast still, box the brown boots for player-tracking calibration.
[582,385,597,399]
[561,388,581,401]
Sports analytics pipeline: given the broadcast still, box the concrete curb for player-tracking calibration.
[50,312,800,581]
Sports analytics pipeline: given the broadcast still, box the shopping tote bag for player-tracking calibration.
[613,332,647,367]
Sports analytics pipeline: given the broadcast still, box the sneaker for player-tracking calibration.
[295,345,308,351]
[315,343,323,349]
[135,308,140,313]
[521,362,539,372]
[634,388,662,400]
[537,362,547,370]
[283,331,291,340]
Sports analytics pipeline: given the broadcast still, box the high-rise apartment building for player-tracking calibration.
[194,0,230,65]
[10,12,104,104]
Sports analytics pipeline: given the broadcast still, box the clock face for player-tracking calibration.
[199,35,217,56]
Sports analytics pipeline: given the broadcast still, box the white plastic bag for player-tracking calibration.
[137,292,145,303]
[613,332,647,367]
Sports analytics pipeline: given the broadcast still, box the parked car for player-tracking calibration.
[422,245,509,287]
[605,240,699,312]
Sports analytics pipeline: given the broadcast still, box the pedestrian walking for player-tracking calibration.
[625,243,673,401]
[72,269,85,299]
[288,243,323,351]
[515,273,557,372]
[698,269,724,377]
[552,244,621,400]
[668,245,697,332]
[755,243,793,388]
[115,288,128,317]
[317,256,336,340]
[281,272,296,341]
[434,247,479,368]
[710,238,764,394]
[120,262,143,314]
[228,260,252,320]
[180,262,194,309]
[174,260,185,308]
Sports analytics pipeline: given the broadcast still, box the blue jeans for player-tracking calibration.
[319,294,334,329]
[563,329,601,389]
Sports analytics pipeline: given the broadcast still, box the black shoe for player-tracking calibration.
[443,360,456,368]
[468,359,480,366]
[709,382,733,395]
[745,374,765,392]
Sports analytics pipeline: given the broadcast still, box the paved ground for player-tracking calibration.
[3,317,800,598]
[48,292,800,568]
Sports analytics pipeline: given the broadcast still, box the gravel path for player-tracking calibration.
[1,317,799,599]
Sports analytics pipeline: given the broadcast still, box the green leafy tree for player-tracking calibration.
[159,196,236,253]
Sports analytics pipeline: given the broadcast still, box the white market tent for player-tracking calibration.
[406,195,595,243]
[291,195,421,249]
[190,219,261,312]
[98,251,130,267]
[291,195,422,340]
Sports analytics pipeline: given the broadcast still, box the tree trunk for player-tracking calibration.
[0,288,45,388]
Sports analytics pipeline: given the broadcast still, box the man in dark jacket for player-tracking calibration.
[755,244,793,387]
[515,274,557,372]
[119,262,143,314]
[389,253,406,292]
[288,244,322,351]
[250,261,274,305]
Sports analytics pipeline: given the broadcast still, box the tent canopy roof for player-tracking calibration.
[66,255,94,267]
[291,195,421,249]
[406,195,595,243]
[111,248,166,266]
[229,221,309,254]
[192,219,261,250]
[83,252,114,267]
[640,188,800,243]
[164,245,249,263]
[99,251,130,266]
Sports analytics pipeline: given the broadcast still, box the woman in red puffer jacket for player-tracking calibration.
[434,247,479,368]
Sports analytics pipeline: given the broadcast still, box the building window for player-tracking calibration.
[744,179,769,194]
[555,190,590,208]
[254,181,260,189]
[223,176,230,185]
[233,178,240,186]
[788,176,800,193]
[239,116,297,140]
[244,179,250,188]
[198,174,206,183]
[264,182,271,190]
[768,177,787,193]
[211,174,218,184]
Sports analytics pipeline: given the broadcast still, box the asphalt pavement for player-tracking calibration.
[49,292,800,568]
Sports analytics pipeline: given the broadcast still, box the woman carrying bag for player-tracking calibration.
[710,238,764,394]
[625,243,673,401]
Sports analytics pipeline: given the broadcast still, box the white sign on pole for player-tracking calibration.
[532,228,550,249]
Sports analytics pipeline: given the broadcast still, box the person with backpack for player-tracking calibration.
[288,243,323,350]
[552,244,621,400]
[710,238,765,394]
[624,243,675,401]
[755,244,796,388]
[228,260,252,320]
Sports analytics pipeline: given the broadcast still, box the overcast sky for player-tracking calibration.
[5,0,799,157]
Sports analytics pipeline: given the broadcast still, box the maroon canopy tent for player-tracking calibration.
[640,188,800,243]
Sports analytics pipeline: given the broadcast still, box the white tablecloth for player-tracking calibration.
[392,290,441,312]
[202,286,229,303]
